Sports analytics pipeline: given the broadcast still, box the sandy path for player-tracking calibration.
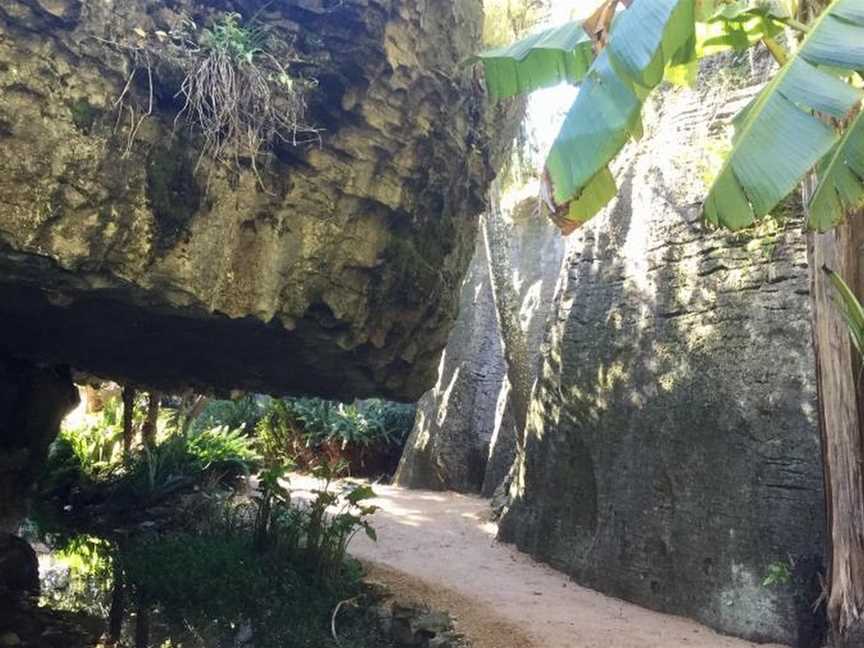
[288,475,788,648]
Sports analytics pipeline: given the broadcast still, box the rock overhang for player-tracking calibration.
[0,0,511,401]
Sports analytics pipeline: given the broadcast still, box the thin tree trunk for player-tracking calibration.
[107,561,126,644]
[807,215,864,646]
[141,392,160,450]
[121,386,136,458]
[134,604,149,648]
[482,183,534,443]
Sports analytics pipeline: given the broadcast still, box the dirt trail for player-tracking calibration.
[289,476,788,648]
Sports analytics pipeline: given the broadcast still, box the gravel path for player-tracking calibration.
[288,475,789,648]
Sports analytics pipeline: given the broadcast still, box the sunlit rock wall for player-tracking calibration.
[499,66,825,646]
[395,194,564,494]
[0,0,511,401]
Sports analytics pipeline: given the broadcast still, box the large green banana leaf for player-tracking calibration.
[696,0,795,55]
[826,267,864,355]
[469,21,595,99]
[704,0,864,230]
[808,110,864,230]
[542,0,696,224]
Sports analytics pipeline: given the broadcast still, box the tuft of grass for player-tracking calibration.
[108,11,319,180]
[174,12,318,176]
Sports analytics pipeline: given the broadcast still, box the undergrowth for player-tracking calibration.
[31,461,388,648]
[256,397,415,476]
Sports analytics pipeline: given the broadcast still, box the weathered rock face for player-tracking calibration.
[0,533,40,596]
[499,73,826,645]
[0,0,505,401]
[0,357,78,532]
[395,194,564,494]
[394,228,505,492]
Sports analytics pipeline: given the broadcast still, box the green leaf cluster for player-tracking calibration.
[473,0,864,234]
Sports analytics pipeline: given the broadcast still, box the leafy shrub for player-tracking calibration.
[254,460,378,582]
[121,460,380,647]
[187,425,260,472]
[122,529,374,648]
[115,425,260,501]
[189,395,264,435]
[256,398,415,476]
[58,396,124,479]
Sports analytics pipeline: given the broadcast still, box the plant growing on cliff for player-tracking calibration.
[175,12,318,176]
[110,11,318,177]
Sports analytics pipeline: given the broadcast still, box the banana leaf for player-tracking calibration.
[541,0,696,227]
[470,21,595,99]
[808,109,864,230]
[825,267,864,355]
[704,0,864,230]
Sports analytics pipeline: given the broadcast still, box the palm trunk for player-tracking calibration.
[107,561,126,643]
[121,386,136,458]
[141,392,160,450]
[807,216,864,647]
[134,604,149,648]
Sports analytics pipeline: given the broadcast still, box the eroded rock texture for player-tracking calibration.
[0,357,78,533]
[0,0,506,400]
[499,73,825,645]
[395,195,564,494]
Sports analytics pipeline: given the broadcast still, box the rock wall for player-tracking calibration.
[0,0,510,401]
[0,357,78,533]
[499,72,826,646]
[395,193,564,494]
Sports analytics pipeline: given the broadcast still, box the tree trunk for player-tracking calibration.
[481,184,534,443]
[141,392,160,450]
[134,604,149,648]
[121,386,136,458]
[107,561,126,644]
[808,216,864,646]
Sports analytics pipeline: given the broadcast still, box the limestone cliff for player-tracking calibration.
[499,66,826,646]
[394,194,564,494]
[0,0,508,401]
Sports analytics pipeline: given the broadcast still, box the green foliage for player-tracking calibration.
[826,268,864,355]
[124,533,266,624]
[268,398,412,448]
[808,108,864,231]
[471,21,594,99]
[542,0,697,226]
[256,397,414,473]
[40,535,115,615]
[122,529,375,647]
[705,0,864,230]
[121,460,380,647]
[188,425,261,471]
[763,559,793,587]
[54,396,124,480]
[697,0,795,56]
[200,12,266,64]
[117,425,260,500]
[189,396,264,435]
[474,0,864,234]
[253,460,378,583]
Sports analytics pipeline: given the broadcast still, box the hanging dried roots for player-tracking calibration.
[176,48,319,175]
